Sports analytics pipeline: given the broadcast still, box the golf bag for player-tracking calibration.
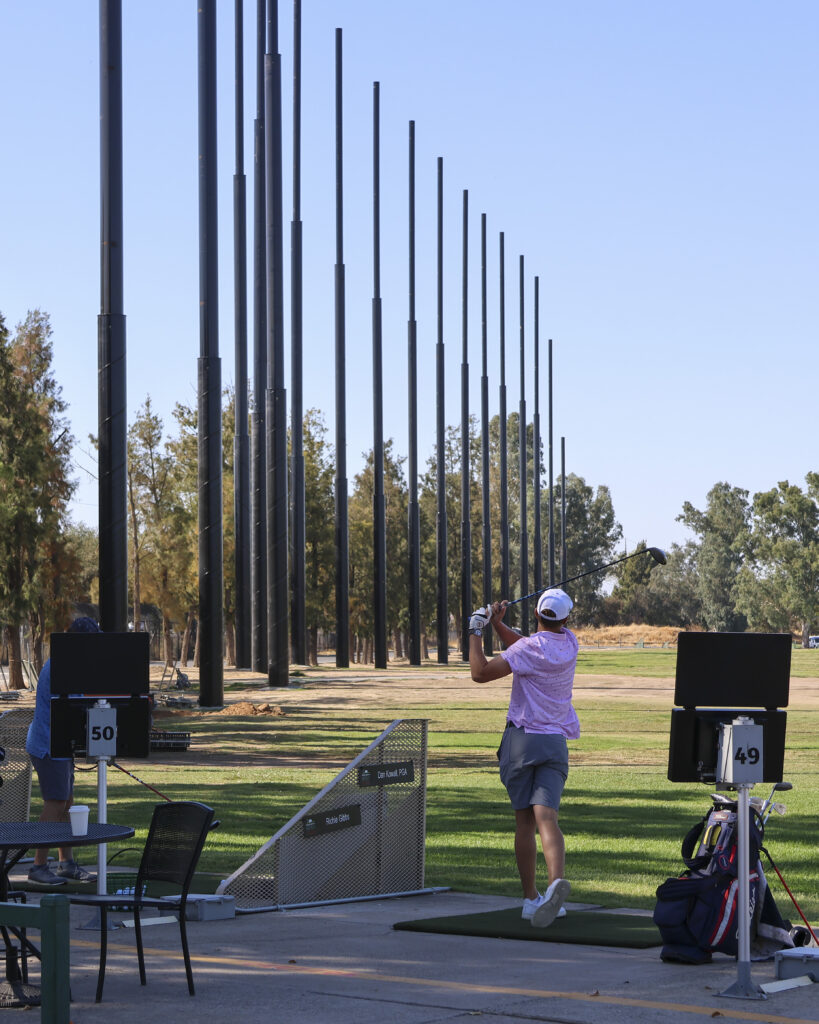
[653,796,793,964]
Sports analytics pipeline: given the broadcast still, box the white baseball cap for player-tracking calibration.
[536,588,573,621]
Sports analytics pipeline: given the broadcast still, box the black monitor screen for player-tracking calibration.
[50,696,151,758]
[50,632,150,696]
[667,708,787,783]
[674,631,791,709]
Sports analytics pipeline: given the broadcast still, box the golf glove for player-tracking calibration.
[469,606,491,635]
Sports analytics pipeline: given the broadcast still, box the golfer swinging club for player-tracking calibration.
[469,588,578,927]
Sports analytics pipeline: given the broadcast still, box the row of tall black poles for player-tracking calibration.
[98,0,230,703]
[96,1,570,689]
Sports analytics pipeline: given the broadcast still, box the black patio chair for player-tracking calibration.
[68,801,217,1002]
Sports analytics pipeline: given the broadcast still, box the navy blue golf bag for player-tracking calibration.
[653,797,793,964]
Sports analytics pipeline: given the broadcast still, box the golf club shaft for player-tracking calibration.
[507,548,657,606]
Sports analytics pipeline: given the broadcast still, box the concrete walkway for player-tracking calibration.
[18,890,818,1024]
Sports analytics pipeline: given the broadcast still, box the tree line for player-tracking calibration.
[2,309,819,687]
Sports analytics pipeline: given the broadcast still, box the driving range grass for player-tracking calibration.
[574,645,819,678]
[67,652,819,918]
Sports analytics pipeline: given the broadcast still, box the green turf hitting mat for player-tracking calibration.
[394,907,662,948]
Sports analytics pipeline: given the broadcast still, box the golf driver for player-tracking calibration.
[506,546,668,607]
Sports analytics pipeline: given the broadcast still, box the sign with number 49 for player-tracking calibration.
[718,718,764,785]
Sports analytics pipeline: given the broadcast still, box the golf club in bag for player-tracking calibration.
[653,782,810,964]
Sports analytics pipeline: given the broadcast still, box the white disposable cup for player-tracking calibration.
[69,805,89,837]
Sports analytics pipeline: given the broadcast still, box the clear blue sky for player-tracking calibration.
[2,1,817,555]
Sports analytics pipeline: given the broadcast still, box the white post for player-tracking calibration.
[718,718,765,1001]
[88,698,116,898]
[97,758,108,897]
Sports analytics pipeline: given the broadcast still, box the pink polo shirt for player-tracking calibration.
[499,628,580,738]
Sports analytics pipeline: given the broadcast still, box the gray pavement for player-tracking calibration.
[14,890,819,1023]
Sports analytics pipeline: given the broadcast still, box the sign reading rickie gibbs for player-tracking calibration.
[302,803,362,838]
[357,761,415,788]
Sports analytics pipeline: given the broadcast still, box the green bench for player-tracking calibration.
[0,894,70,1022]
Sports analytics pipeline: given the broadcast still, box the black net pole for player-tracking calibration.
[460,190,470,661]
[233,0,251,668]
[197,0,224,707]
[334,29,350,667]
[251,0,268,673]
[264,3,289,687]
[533,276,542,595]
[98,0,127,633]
[561,436,567,580]
[372,82,387,670]
[548,338,556,586]
[290,0,306,665]
[436,157,448,664]
[407,121,421,666]
[498,232,509,606]
[480,214,492,655]
[518,255,528,633]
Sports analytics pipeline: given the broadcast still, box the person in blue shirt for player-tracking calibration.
[25,616,98,886]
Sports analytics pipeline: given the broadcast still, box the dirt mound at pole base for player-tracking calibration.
[215,701,286,717]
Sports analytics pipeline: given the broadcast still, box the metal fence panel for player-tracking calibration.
[219,719,427,910]
[0,708,33,821]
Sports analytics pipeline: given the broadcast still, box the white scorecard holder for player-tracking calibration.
[86,700,117,896]
[717,716,765,1001]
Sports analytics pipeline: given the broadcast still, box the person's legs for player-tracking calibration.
[30,756,76,878]
[533,803,565,885]
[513,807,538,900]
[501,729,569,909]
[33,798,73,867]
[530,802,570,927]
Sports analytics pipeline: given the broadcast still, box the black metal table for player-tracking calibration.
[0,822,134,1007]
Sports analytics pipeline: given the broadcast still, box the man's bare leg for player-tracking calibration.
[533,804,565,884]
[33,799,73,867]
[514,807,538,899]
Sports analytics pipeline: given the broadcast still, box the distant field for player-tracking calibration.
[573,645,819,679]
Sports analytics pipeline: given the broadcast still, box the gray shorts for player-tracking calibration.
[497,725,568,811]
[30,755,74,802]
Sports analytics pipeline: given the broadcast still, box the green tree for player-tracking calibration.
[551,472,621,624]
[735,476,819,645]
[678,482,749,631]
[642,541,702,626]
[61,523,99,607]
[606,541,696,626]
[167,400,206,666]
[221,390,237,665]
[418,419,483,656]
[129,398,195,665]
[302,410,335,665]
[609,540,656,620]
[0,311,75,686]
[348,441,408,662]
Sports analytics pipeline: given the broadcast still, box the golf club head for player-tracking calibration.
[648,547,667,566]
